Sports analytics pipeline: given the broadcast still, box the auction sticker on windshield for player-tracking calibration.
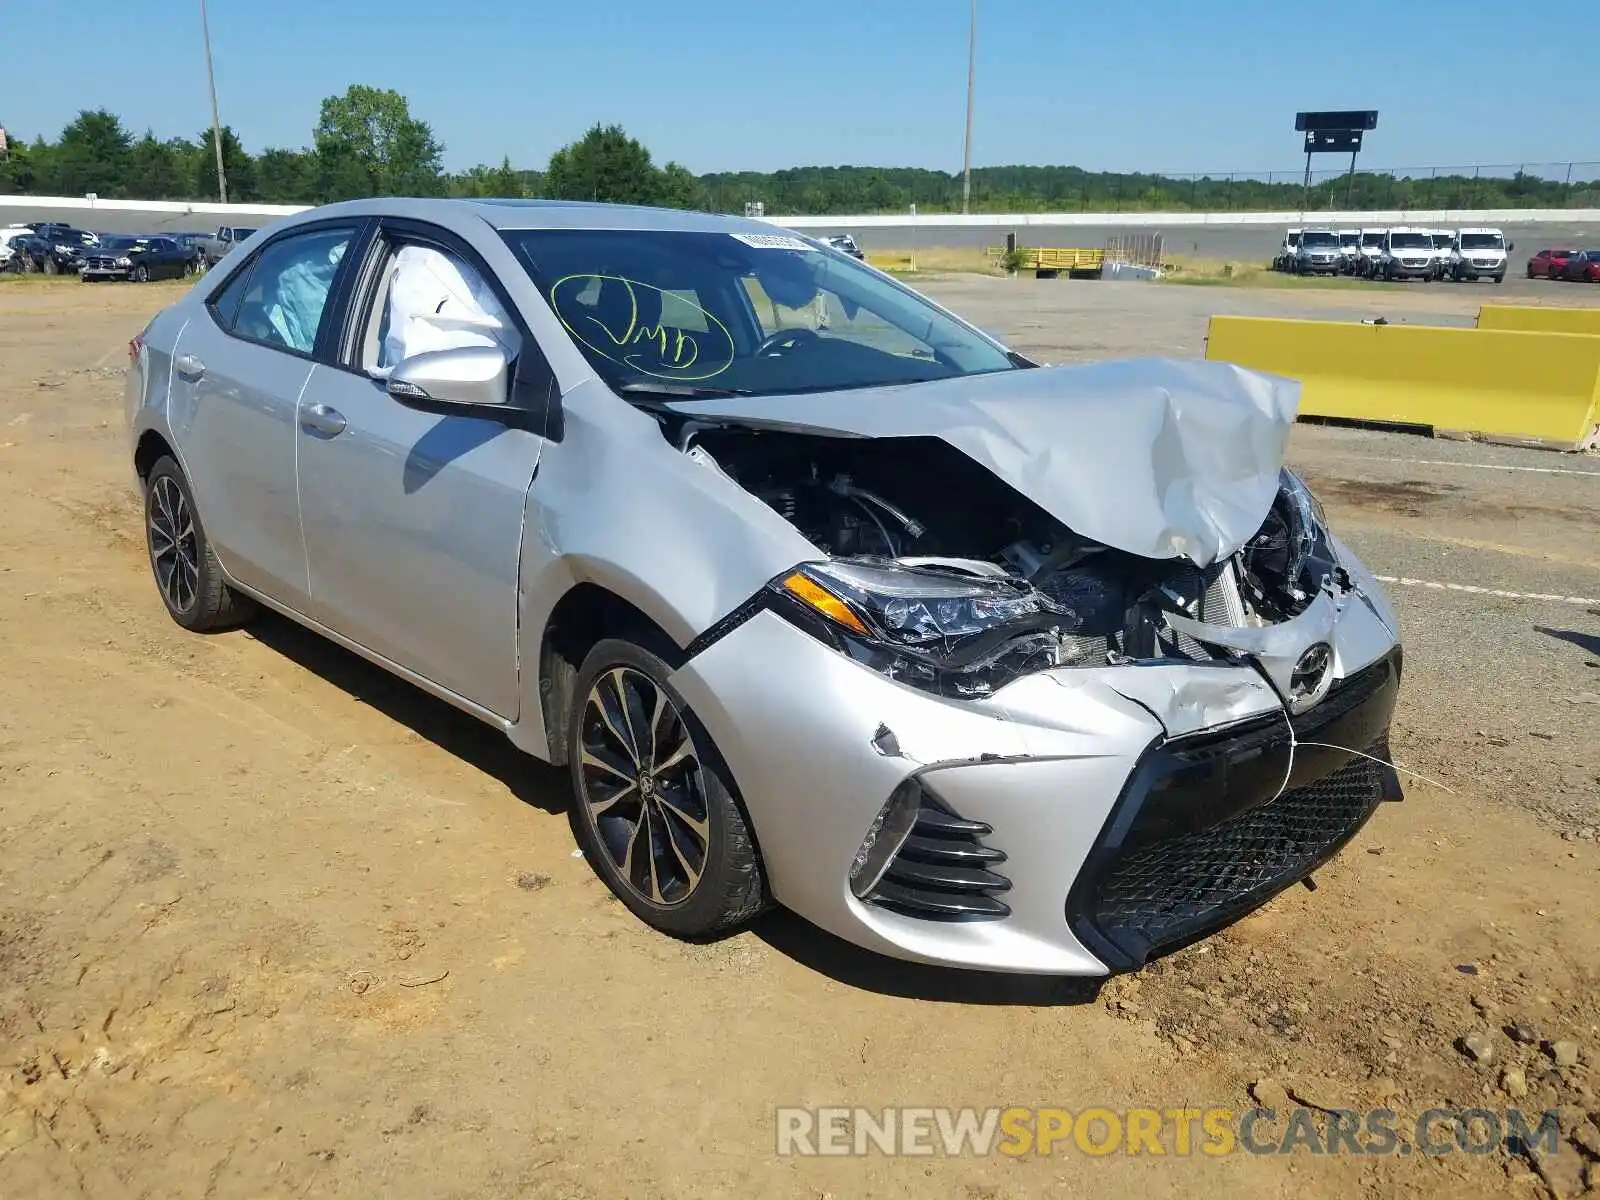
[730,233,817,252]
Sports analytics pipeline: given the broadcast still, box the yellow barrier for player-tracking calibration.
[1204,316,1600,451]
[984,247,1106,277]
[1476,305,1600,336]
[865,251,916,272]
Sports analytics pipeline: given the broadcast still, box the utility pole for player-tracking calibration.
[961,0,976,214]
[200,0,228,203]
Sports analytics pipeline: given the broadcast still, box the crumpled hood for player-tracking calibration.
[670,357,1300,566]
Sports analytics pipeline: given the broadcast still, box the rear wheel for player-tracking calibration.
[566,638,767,939]
[143,456,256,631]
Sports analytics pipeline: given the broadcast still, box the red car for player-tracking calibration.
[1527,248,1578,278]
[1558,250,1600,283]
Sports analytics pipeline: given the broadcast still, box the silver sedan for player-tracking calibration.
[126,198,1403,975]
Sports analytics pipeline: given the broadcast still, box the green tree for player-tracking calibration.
[194,126,255,202]
[124,133,190,200]
[0,136,41,195]
[545,124,658,204]
[655,161,706,210]
[450,156,522,198]
[255,148,317,204]
[50,109,133,196]
[312,85,444,199]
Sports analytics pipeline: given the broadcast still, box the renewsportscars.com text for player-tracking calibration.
[775,1105,1562,1158]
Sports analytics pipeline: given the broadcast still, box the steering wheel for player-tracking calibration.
[755,327,821,357]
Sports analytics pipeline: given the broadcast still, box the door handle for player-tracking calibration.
[299,403,347,438]
[174,353,205,380]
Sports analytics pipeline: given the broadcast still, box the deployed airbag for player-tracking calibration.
[379,245,516,371]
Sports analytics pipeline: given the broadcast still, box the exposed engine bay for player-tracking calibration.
[682,425,1348,696]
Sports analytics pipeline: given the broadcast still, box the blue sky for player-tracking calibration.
[10,0,1595,174]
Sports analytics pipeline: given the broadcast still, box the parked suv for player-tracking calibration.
[1293,229,1344,275]
[1356,229,1387,277]
[1374,228,1437,281]
[1427,231,1456,281]
[1337,230,1362,274]
[11,224,98,274]
[1273,228,1303,271]
[1449,228,1511,283]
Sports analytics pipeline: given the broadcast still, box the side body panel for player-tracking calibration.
[167,311,316,607]
[296,364,539,719]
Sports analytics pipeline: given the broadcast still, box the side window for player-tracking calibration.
[223,227,353,355]
[207,257,259,331]
[361,241,520,374]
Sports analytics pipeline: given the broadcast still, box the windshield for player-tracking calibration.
[1339,233,1360,246]
[1361,233,1384,248]
[1459,233,1504,250]
[1431,234,1453,248]
[505,229,1016,398]
[99,236,138,251]
[1301,232,1339,248]
[1388,233,1431,250]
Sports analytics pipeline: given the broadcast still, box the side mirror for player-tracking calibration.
[1507,241,1515,252]
[387,346,512,414]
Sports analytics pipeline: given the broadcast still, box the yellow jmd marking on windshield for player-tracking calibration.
[548,274,735,381]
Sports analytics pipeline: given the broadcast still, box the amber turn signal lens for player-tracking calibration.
[782,571,870,636]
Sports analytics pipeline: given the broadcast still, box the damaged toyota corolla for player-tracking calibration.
[126,199,1402,975]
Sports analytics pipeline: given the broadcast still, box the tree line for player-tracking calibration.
[3,87,1596,215]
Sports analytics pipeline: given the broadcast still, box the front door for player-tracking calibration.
[294,231,542,719]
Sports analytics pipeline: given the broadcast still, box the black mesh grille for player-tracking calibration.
[1066,651,1401,971]
[864,796,1012,922]
[1087,751,1384,960]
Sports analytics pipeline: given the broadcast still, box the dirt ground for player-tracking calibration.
[2,277,1599,1200]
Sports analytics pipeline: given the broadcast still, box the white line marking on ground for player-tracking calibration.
[1327,455,1600,477]
[1375,575,1600,607]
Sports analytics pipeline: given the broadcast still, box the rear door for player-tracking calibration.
[292,218,550,718]
[167,221,365,609]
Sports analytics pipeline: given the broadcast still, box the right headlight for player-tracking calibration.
[771,559,1066,698]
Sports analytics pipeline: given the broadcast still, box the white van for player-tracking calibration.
[1449,228,1512,283]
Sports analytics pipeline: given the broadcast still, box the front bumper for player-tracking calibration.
[671,570,1402,975]
[1384,261,1434,278]
[1455,259,1506,278]
[80,268,130,280]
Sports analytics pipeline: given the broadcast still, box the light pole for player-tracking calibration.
[200,0,228,203]
[961,0,976,213]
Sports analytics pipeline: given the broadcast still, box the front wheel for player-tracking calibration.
[143,456,256,631]
[132,264,149,283]
[567,638,767,939]
[42,256,58,276]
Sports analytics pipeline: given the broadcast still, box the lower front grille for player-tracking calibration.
[1067,651,1401,971]
[864,795,1011,922]
[1083,751,1384,965]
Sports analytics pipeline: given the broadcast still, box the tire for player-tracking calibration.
[566,637,767,939]
[43,256,58,276]
[143,456,256,632]
[133,264,149,283]
[1492,274,1504,285]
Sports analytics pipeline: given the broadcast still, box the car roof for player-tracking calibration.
[280,197,786,238]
